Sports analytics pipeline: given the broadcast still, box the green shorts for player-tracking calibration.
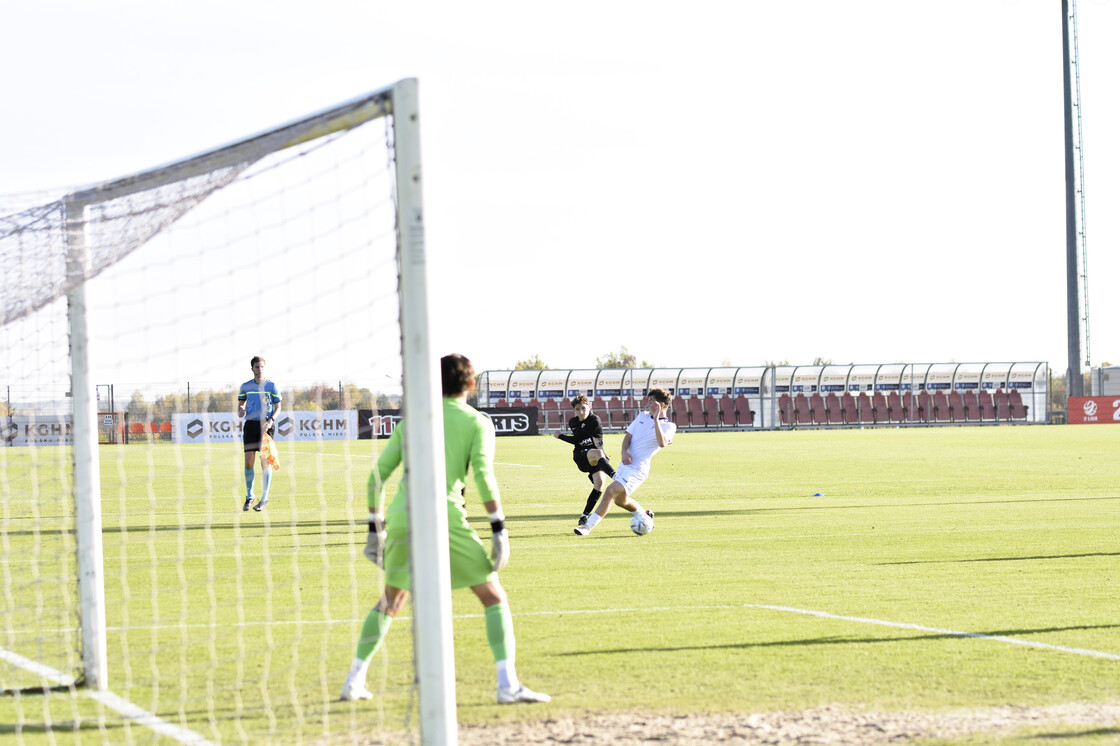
[382,502,496,591]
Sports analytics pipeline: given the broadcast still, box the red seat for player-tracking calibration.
[886,392,903,423]
[703,396,721,427]
[778,393,792,425]
[130,422,145,435]
[687,396,706,427]
[913,392,931,421]
[947,392,964,422]
[872,392,888,424]
[1008,389,1028,419]
[718,395,736,426]
[793,394,812,425]
[734,395,755,427]
[962,391,980,422]
[820,393,839,424]
[977,390,996,420]
[857,392,876,424]
[671,396,688,428]
[808,393,826,425]
[994,389,1011,421]
[932,392,951,422]
[159,422,172,434]
[840,392,858,425]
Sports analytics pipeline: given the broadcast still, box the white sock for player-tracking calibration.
[585,513,602,530]
[346,657,370,687]
[496,659,519,691]
[631,502,644,516]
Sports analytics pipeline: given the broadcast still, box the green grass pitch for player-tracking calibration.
[1,424,1118,744]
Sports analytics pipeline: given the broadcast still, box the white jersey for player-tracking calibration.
[624,411,675,474]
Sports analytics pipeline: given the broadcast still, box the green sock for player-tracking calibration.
[355,609,392,662]
[484,603,516,663]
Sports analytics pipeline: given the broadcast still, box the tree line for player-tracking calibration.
[122,382,400,423]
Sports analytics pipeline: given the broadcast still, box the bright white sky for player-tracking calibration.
[1,1,1117,385]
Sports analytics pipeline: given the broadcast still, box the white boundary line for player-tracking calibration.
[0,644,216,746]
[743,603,1120,661]
[14,603,1120,663]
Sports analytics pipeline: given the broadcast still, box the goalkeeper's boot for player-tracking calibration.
[340,681,374,701]
[578,514,589,526]
[496,684,551,704]
[243,497,252,512]
[573,523,590,536]
[253,497,269,512]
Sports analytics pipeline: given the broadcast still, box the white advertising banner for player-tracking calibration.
[1,414,73,446]
[173,410,358,444]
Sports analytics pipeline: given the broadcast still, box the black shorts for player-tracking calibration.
[243,419,275,452]
[573,449,595,473]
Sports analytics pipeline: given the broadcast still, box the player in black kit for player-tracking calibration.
[553,394,617,526]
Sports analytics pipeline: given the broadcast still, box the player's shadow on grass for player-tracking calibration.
[558,622,1120,656]
[1030,727,1120,740]
[881,551,1120,565]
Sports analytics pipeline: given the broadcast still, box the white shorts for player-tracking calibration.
[611,463,649,496]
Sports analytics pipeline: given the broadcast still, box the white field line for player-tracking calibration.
[741,604,1120,662]
[17,603,1120,662]
[0,645,216,746]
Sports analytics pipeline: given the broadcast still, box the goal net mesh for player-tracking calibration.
[0,86,421,744]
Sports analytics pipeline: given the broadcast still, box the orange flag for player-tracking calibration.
[261,433,280,471]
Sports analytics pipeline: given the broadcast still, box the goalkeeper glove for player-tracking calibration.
[489,511,510,572]
[364,513,387,568]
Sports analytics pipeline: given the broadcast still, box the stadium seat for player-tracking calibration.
[857,392,876,424]
[130,422,145,435]
[145,422,160,434]
[688,396,706,428]
[932,392,950,422]
[793,394,812,425]
[821,393,840,425]
[840,392,858,425]
[948,392,965,422]
[809,393,826,425]
[915,391,932,423]
[886,392,902,423]
[671,396,688,428]
[993,389,1012,421]
[159,422,172,439]
[607,398,630,429]
[778,393,792,426]
[962,391,980,422]
[1008,389,1028,419]
[871,392,887,423]
[734,395,755,427]
[977,390,996,420]
[718,394,736,426]
[703,395,721,427]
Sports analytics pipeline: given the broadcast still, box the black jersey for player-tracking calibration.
[556,414,605,453]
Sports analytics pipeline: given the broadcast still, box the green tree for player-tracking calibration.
[514,355,549,370]
[596,346,654,369]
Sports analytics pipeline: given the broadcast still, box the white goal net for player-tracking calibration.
[0,79,452,745]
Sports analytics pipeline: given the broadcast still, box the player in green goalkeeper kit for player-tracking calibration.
[341,353,550,704]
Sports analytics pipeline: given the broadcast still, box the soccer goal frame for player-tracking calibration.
[53,78,456,745]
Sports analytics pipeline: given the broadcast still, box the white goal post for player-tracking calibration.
[1,78,456,745]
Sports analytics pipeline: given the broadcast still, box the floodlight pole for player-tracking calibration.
[1061,0,1083,397]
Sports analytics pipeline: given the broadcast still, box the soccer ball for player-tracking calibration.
[630,511,654,536]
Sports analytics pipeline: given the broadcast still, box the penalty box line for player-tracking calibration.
[0,645,216,746]
[500,603,1120,662]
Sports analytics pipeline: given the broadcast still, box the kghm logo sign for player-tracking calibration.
[186,419,204,439]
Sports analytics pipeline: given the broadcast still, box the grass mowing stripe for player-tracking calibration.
[0,644,216,746]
